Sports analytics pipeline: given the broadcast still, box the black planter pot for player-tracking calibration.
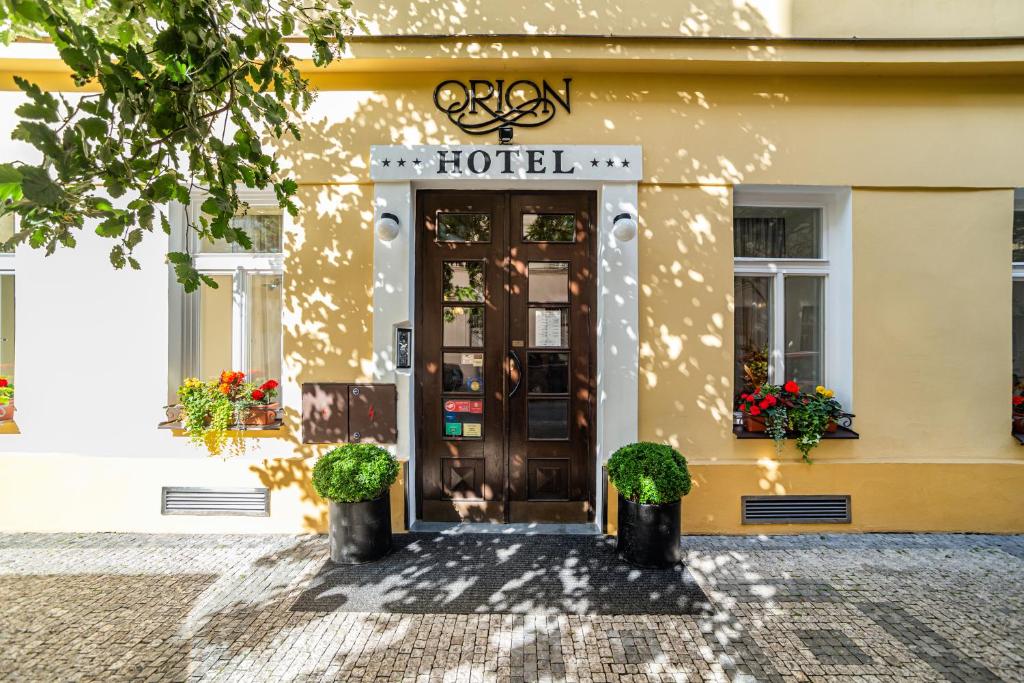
[328,494,392,564]
[616,494,681,568]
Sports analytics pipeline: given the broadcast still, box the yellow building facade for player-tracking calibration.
[1,0,1023,534]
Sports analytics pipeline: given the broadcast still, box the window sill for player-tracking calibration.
[158,420,284,433]
[732,425,860,440]
[0,420,20,435]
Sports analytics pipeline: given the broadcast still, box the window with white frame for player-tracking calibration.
[733,188,853,407]
[0,213,14,381]
[1012,190,1024,389]
[170,193,283,400]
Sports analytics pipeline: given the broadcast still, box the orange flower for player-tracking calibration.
[219,383,231,395]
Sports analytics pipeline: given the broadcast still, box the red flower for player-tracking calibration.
[759,399,770,409]
[749,405,761,416]
[739,404,747,413]
[0,378,7,388]
[251,389,265,401]
[784,380,800,394]
[260,379,279,391]
[740,393,748,401]
[766,395,777,406]
[1014,396,1024,406]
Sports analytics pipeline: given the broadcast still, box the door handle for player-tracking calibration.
[508,349,523,398]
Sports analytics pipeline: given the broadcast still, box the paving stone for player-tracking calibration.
[0,533,1022,681]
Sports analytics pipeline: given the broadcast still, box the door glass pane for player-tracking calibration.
[198,210,283,253]
[0,274,13,378]
[443,261,484,302]
[528,307,568,348]
[734,276,773,400]
[245,273,283,386]
[527,352,569,394]
[1014,211,1024,263]
[438,213,490,242]
[443,352,484,393]
[528,262,569,303]
[443,398,484,439]
[528,399,570,440]
[198,274,233,379]
[1013,281,1024,388]
[734,206,821,259]
[784,276,824,390]
[523,213,575,242]
[443,306,483,347]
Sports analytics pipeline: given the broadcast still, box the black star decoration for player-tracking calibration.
[621,159,630,168]
[606,159,615,167]
[382,158,391,167]
[413,158,422,165]
[590,158,600,167]
[397,158,406,167]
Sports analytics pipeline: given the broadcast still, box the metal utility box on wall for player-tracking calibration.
[301,383,398,444]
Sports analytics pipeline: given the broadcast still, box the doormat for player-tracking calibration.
[291,533,711,615]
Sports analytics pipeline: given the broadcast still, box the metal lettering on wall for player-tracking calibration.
[433,78,571,135]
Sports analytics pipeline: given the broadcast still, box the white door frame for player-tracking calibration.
[369,145,641,527]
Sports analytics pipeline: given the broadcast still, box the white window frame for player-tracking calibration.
[168,190,284,397]
[733,186,853,408]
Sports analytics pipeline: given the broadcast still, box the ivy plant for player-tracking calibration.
[0,0,356,291]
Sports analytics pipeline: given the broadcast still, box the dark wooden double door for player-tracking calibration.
[416,191,596,523]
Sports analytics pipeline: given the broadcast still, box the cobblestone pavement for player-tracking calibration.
[1,533,1022,682]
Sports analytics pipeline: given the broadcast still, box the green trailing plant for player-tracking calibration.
[311,443,399,503]
[789,386,842,463]
[0,0,357,291]
[607,442,692,505]
[0,377,12,405]
[175,371,279,456]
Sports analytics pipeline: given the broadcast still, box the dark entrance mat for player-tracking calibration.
[291,532,712,615]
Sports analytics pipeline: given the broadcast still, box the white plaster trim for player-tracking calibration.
[371,147,640,527]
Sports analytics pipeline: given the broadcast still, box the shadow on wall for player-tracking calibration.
[244,2,786,530]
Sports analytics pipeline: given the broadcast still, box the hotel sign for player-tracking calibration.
[433,78,571,135]
[370,145,642,181]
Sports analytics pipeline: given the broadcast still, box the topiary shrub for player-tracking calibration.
[311,444,399,503]
[607,442,692,504]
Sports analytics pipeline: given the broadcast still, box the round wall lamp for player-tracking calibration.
[612,212,638,242]
[376,212,401,241]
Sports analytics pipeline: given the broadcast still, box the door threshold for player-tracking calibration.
[410,521,603,536]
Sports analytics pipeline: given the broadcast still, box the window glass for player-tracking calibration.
[443,262,484,302]
[528,262,569,303]
[0,214,14,253]
[197,210,283,254]
[523,213,575,242]
[528,399,570,440]
[245,273,282,386]
[438,213,490,242]
[1013,281,1024,388]
[784,276,824,390]
[528,307,568,348]
[443,306,484,347]
[0,274,13,378]
[734,206,822,259]
[734,276,773,399]
[442,352,484,393]
[527,352,569,394]
[1013,211,1024,263]
[198,274,233,380]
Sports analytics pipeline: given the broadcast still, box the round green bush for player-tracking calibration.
[607,442,692,504]
[311,444,399,503]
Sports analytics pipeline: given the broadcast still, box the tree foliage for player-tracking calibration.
[0,0,356,290]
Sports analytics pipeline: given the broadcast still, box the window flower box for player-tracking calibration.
[736,382,854,461]
[0,377,13,422]
[165,372,282,454]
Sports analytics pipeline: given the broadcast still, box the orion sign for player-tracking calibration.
[433,78,572,135]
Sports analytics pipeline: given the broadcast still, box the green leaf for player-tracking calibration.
[19,166,61,206]
[0,164,24,204]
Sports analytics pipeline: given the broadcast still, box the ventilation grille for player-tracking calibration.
[161,487,270,517]
[742,495,850,524]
